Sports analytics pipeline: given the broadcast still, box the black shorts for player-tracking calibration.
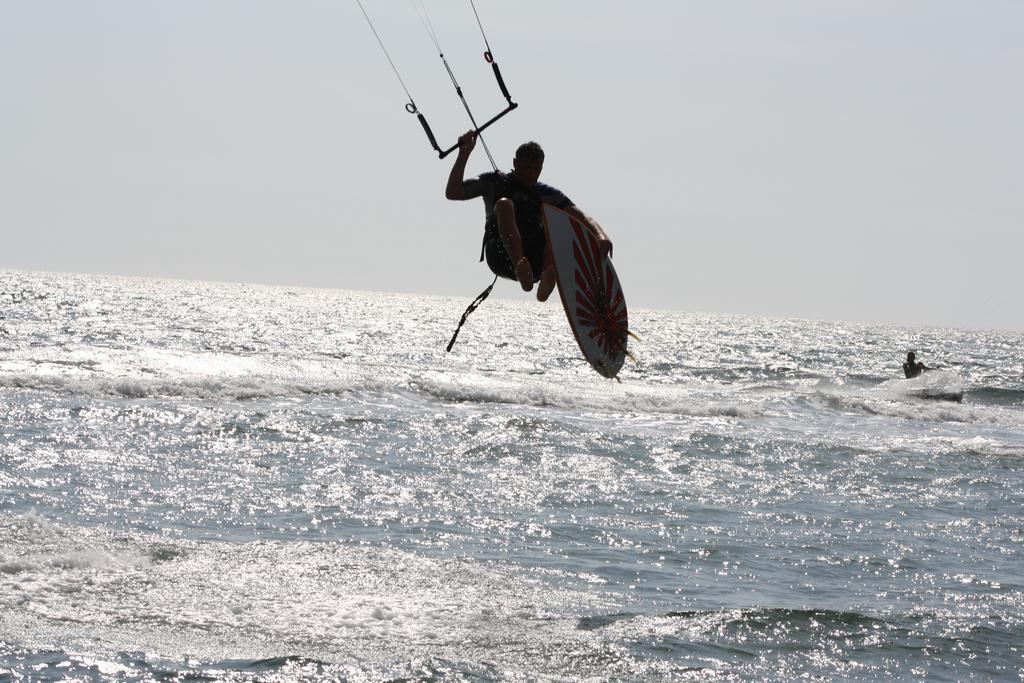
[484,233,546,282]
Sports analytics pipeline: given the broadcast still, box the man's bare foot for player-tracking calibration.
[537,265,557,302]
[515,257,534,292]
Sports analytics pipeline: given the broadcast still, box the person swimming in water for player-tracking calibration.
[445,130,611,302]
[903,351,928,378]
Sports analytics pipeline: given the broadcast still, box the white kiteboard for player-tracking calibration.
[541,204,629,379]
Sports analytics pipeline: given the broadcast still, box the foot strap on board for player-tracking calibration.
[446,275,499,352]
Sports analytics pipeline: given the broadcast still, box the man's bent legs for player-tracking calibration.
[495,198,533,292]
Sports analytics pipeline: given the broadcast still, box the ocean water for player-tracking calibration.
[1,268,1022,681]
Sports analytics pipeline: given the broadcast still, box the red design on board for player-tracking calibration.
[569,220,627,359]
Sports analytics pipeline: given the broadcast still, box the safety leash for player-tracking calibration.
[446,275,498,352]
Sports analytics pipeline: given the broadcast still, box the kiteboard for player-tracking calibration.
[541,204,629,379]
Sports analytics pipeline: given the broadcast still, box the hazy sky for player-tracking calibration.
[2,1,1021,331]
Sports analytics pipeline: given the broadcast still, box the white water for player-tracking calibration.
[2,269,1023,680]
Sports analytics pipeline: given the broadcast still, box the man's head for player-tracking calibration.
[512,141,544,187]
[907,351,916,362]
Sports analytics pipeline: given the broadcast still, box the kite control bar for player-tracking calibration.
[416,104,519,159]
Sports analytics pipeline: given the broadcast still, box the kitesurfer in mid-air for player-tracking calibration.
[903,351,928,379]
[445,130,612,302]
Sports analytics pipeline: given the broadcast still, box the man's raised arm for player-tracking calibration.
[445,131,477,200]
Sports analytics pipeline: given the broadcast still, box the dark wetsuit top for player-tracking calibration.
[903,361,925,379]
[461,171,573,281]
